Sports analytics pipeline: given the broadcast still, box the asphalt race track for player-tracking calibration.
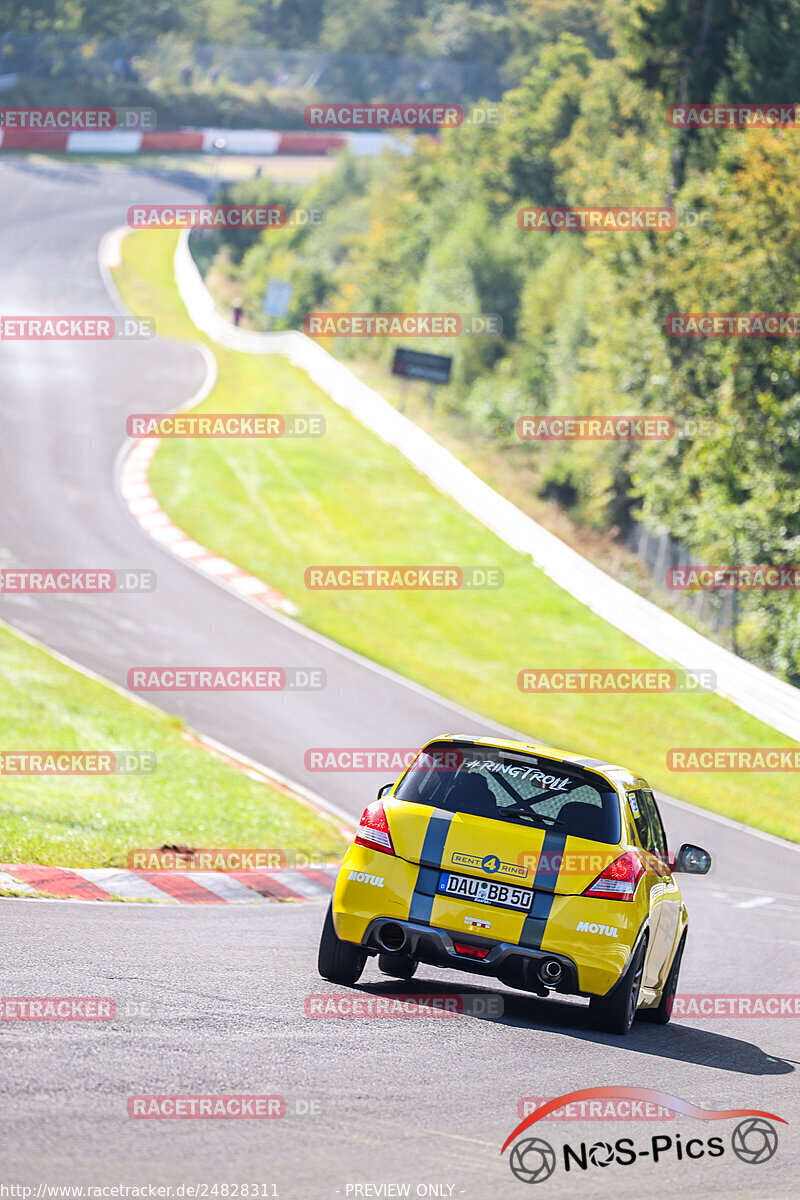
[1,159,799,1197]
[0,157,501,819]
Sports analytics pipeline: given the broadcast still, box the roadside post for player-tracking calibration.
[392,346,452,410]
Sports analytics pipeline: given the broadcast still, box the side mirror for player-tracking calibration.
[673,843,712,874]
[377,783,393,799]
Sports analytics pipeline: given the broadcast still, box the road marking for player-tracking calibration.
[99,227,126,268]
[72,868,176,903]
[735,896,775,909]
[1,864,110,901]
[0,862,337,905]
[118,411,298,616]
[270,868,333,898]
[0,870,37,894]
[183,871,270,903]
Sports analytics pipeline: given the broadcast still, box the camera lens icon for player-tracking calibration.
[509,1137,557,1184]
[731,1117,778,1165]
[588,1140,614,1167]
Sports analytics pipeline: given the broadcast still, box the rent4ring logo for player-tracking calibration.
[502,1088,784,1184]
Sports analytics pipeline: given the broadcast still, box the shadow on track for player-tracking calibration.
[354,977,795,1076]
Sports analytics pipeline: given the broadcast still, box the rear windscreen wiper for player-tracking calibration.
[494,807,564,828]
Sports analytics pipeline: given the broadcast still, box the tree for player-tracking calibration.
[0,0,64,33]
[487,34,594,205]
[620,0,800,184]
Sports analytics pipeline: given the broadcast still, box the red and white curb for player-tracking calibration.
[0,128,405,156]
[0,862,338,904]
[119,435,298,615]
[103,224,298,618]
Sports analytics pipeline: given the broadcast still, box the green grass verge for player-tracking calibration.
[114,229,800,843]
[0,623,346,868]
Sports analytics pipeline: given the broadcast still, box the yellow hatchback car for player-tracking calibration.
[318,735,712,1034]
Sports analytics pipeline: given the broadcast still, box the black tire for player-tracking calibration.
[317,903,367,985]
[641,932,686,1024]
[590,937,647,1036]
[378,952,417,980]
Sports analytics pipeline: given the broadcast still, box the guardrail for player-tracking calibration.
[174,230,800,743]
[0,127,401,155]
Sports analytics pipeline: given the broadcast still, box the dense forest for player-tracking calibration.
[0,1,609,66]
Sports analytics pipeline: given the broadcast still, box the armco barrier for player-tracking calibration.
[173,230,800,743]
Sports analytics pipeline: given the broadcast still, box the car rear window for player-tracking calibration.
[395,742,621,844]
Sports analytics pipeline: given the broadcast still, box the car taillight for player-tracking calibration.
[453,942,490,960]
[354,800,395,856]
[583,852,644,901]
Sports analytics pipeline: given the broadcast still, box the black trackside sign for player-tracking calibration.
[392,347,452,383]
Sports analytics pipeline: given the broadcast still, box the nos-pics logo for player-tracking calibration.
[502,1088,784,1184]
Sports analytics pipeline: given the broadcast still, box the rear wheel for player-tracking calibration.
[641,933,685,1024]
[317,903,367,985]
[590,938,646,1036]
[378,953,417,980]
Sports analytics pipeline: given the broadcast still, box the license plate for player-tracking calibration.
[437,871,533,912]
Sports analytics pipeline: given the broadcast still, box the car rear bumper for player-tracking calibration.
[333,847,641,996]
[360,916,584,997]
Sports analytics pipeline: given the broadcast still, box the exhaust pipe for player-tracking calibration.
[377,922,407,953]
[538,959,562,987]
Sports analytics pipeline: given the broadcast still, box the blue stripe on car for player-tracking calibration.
[519,829,567,949]
[408,810,453,924]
